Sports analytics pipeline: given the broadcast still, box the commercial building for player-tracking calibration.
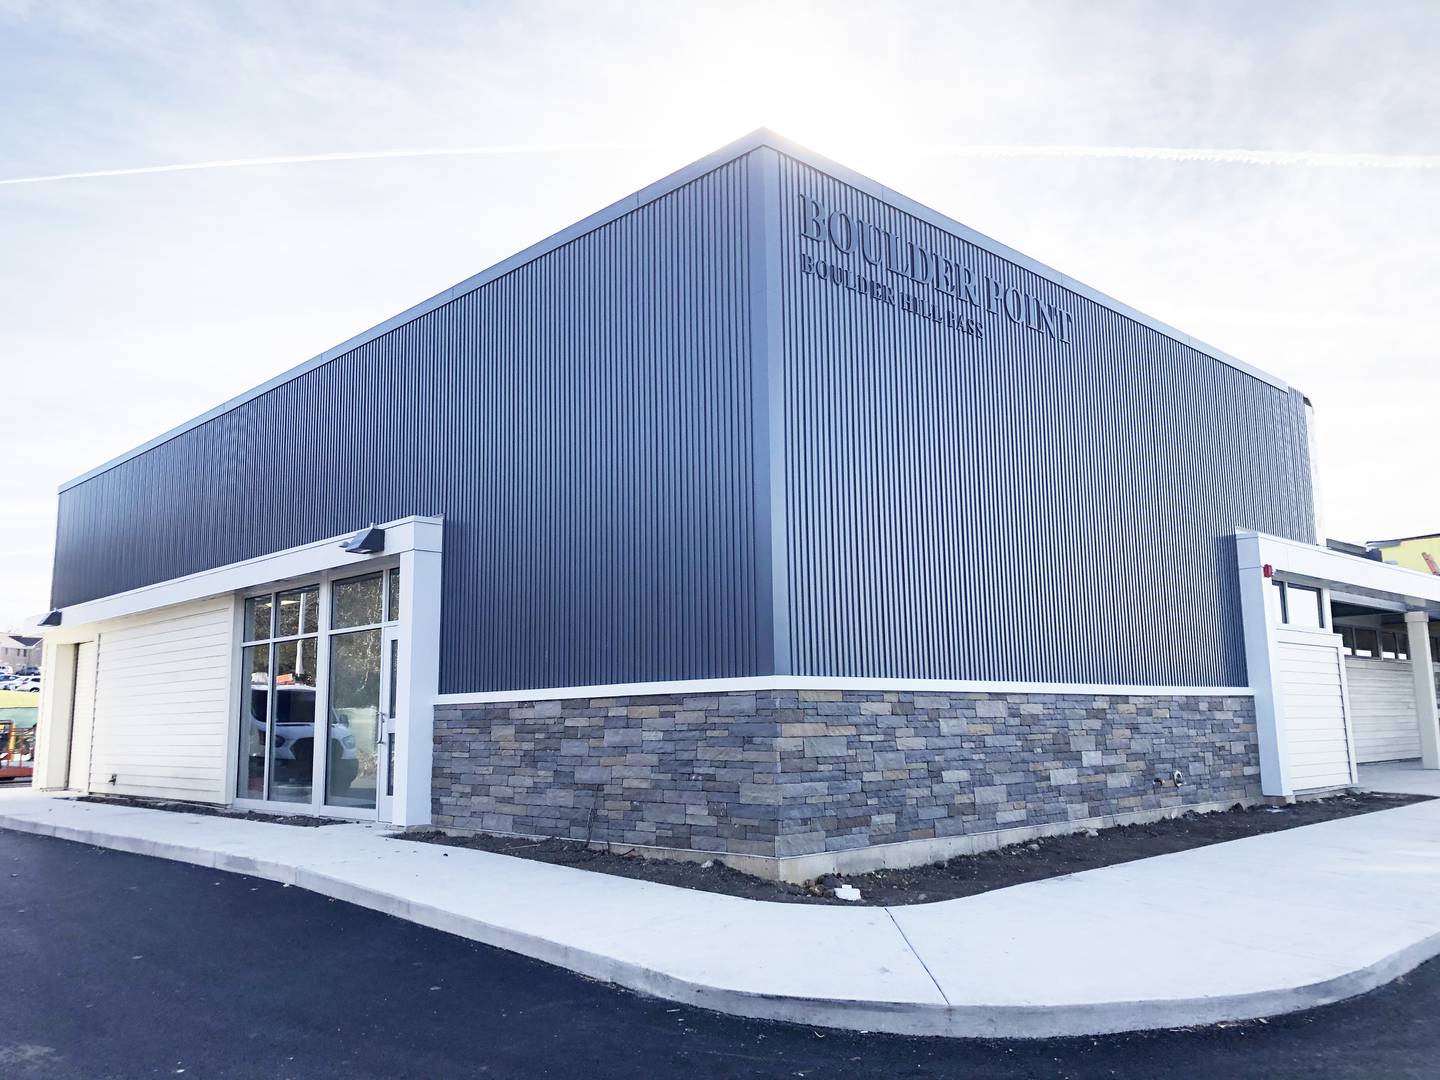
[1367,532,1440,576]
[28,130,1440,879]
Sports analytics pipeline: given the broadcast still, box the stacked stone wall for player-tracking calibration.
[432,690,1261,858]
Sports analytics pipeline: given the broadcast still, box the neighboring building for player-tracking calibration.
[27,130,1440,880]
[1368,533,1440,575]
[0,634,41,673]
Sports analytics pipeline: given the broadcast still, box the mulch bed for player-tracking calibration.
[75,794,343,827]
[406,792,1427,905]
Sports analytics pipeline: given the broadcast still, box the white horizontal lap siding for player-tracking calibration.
[1276,640,1353,791]
[1345,657,1422,764]
[89,601,234,802]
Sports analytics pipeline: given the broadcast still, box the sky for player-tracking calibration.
[1,0,1437,629]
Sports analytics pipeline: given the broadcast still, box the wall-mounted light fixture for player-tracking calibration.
[339,525,386,555]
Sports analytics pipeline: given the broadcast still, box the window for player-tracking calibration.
[1379,631,1409,661]
[235,568,402,815]
[238,586,320,804]
[1285,584,1325,629]
[1341,625,1419,660]
[1274,581,1327,630]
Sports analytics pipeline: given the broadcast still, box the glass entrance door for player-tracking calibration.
[236,567,399,820]
[323,568,400,817]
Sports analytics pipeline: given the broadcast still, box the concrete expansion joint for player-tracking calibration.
[884,907,952,1007]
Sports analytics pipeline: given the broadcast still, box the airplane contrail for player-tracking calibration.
[0,143,656,187]
[2,142,1435,187]
[904,145,1440,169]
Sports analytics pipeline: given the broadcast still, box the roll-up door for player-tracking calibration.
[1345,657,1422,763]
[88,599,234,802]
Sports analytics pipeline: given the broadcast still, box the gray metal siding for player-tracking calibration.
[52,140,1315,694]
[774,153,1313,686]
[53,156,762,693]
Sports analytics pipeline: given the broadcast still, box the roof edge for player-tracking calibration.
[59,126,1297,493]
[1368,533,1440,548]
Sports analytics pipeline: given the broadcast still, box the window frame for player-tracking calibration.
[232,559,400,820]
[1273,580,1329,632]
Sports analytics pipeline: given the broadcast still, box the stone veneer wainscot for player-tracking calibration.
[431,689,1261,876]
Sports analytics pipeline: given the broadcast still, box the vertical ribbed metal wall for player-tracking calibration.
[52,142,1317,694]
[774,153,1313,687]
[52,158,762,693]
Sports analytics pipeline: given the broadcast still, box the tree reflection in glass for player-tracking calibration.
[327,629,379,808]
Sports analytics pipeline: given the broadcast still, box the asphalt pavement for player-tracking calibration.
[0,828,1431,1080]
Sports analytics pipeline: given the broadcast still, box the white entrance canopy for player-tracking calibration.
[1237,530,1440,799]
[27,516,443,827]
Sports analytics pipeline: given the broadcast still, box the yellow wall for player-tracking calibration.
[1376,536,1440,575]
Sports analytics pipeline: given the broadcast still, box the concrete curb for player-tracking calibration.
[4,806,1438,1039]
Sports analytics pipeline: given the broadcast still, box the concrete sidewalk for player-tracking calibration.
[1360,760,1440,797]
[2,788,1439,1039]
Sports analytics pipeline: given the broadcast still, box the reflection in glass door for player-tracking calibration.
[326,628,379,807]
[236,570,398,817]
[237,586,320,804]
[325,570,400,811]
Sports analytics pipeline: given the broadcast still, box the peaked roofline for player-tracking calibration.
[58,127,1297,493]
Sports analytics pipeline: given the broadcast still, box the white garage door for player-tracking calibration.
[1276,633,1354,791]
[88,599,235,802]
[66,641,98,790]
[1346,657,1421,764]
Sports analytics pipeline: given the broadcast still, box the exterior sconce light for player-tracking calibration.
[339,525,386,555]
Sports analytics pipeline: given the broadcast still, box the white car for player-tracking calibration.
[241,682,359,791]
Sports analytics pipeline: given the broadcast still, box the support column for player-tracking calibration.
[391,518,444,828]
[32,639,76,791]
[1404,611,1440,769]
[1236,534,1291,797]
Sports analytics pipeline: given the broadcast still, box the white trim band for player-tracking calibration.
[435,676,1255,705]
[31,516,443,631]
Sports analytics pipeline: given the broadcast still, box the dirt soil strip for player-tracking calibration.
[77,794,343,827]
[407,792,1427,905]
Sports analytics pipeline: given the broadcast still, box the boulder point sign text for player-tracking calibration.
[795,193,1074,344]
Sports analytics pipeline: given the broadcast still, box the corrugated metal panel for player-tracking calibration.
[54,144,1318,694]
[53,157,761,693]
[774,153,1314,686]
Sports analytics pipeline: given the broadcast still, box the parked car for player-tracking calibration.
[241,682,359,792]
[9,677,39,693]
[14,666,39,677]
